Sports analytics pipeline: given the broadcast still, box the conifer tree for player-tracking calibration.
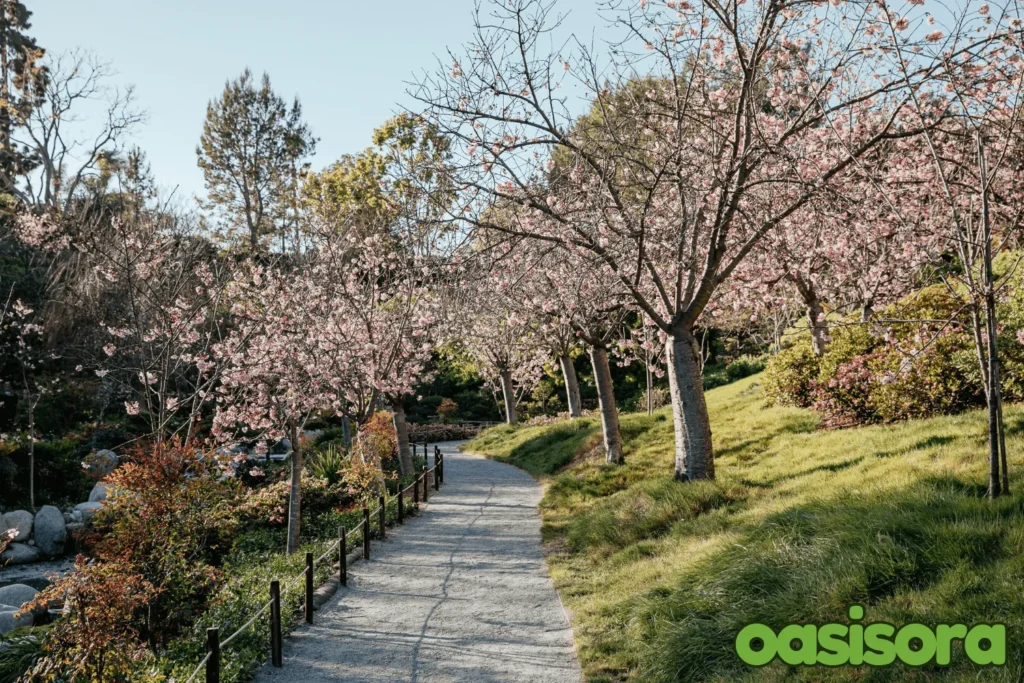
[0,0,46,195]
[197,69,315,252]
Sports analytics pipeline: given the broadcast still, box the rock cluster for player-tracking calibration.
[1,477,116,567]
[0,583,53,635]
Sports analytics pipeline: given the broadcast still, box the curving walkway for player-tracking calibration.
[254,441,581,683]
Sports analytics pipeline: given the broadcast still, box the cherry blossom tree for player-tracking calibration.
[302,113,453,472]
[13,197,230,443]
[495,237,630,462]
[0,286,54,508]
[617,313,667,416]
[878,2,1024,498]
[445,258,548,424]
[213,263,340,553]
[412,0,1007,481]
[736,157,941,356]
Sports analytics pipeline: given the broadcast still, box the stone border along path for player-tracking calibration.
[254,440,581,683]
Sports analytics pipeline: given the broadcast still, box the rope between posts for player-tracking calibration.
[221,598,274,648]
[315,538,341,565]
[188,447,445,680]
[184,652,211,683]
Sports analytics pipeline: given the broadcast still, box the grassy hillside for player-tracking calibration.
[465,375,1024,682]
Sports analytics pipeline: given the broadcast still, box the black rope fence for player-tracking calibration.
[180,444,445,683]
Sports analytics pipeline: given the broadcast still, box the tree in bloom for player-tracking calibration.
[214,236,438,550]
[312,232,440,476]
[302,113,454,471]
[878,2,1024,498]
[0,288,56,509]
[213,263,342,553]
[412,0,1007,481]
[12,170,231,443]
[616,313,667,416]
[735,146,942,356]
[492,235,630,462]
[444,257,548,424]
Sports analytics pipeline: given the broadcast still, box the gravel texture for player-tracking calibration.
[254,441,581,683]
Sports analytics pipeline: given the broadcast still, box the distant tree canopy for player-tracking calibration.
[197,68,315,253]
[0,0,47,196]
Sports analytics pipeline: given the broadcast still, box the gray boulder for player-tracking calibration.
[0,543,40,565]
[88,482,109,503]
[0,610,32,635]
[33,505,67,557]
[87,449,119,477]
[2,510,32,542]
[74,502,103,523]
[0,584,38,610]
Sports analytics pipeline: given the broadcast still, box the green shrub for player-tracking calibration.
[0,627,46,683]
[305,444,347,486]
[816,324,875,380]
[0,435,93,509]
[762,343,820,407]
[725,354,767,381]
[871,332,980,422]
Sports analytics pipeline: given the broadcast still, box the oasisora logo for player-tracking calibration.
[735,606,1005,668]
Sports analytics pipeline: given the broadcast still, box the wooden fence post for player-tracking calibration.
[206,628,220,683]
[423,468,429,503]
[305,552,314,624]
[398,490,404,523]
[339,526,347,587]
[434,452,440,491]
[270,581,282,668]
[413,476,420,507]
[378,495,386,539]
[362,507,371,560]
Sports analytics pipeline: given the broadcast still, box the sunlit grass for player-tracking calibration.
[465,375,1024,682]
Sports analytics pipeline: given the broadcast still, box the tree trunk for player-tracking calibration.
[795,277,829,356]
[806,298,828,357]
[665,325,715,481]
[341,414,352,449]
[979,135,1008,499]
[499,369,517,424]
[860,302,874,323]
[559,354,583,418]
[286,424,302,554]
[28,401,34,510]
[392,400,414,476]
[590,345,623,464]
[646,363,653,416]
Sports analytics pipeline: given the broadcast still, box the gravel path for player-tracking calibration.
[254,440,581,683]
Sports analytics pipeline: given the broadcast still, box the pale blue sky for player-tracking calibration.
[30,1,609,200]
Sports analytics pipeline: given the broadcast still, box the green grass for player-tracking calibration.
[464,374,1024,682]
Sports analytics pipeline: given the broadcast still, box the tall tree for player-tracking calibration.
[413,0,1004,482]
[197,69,315,252]
[0,0,45,196]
